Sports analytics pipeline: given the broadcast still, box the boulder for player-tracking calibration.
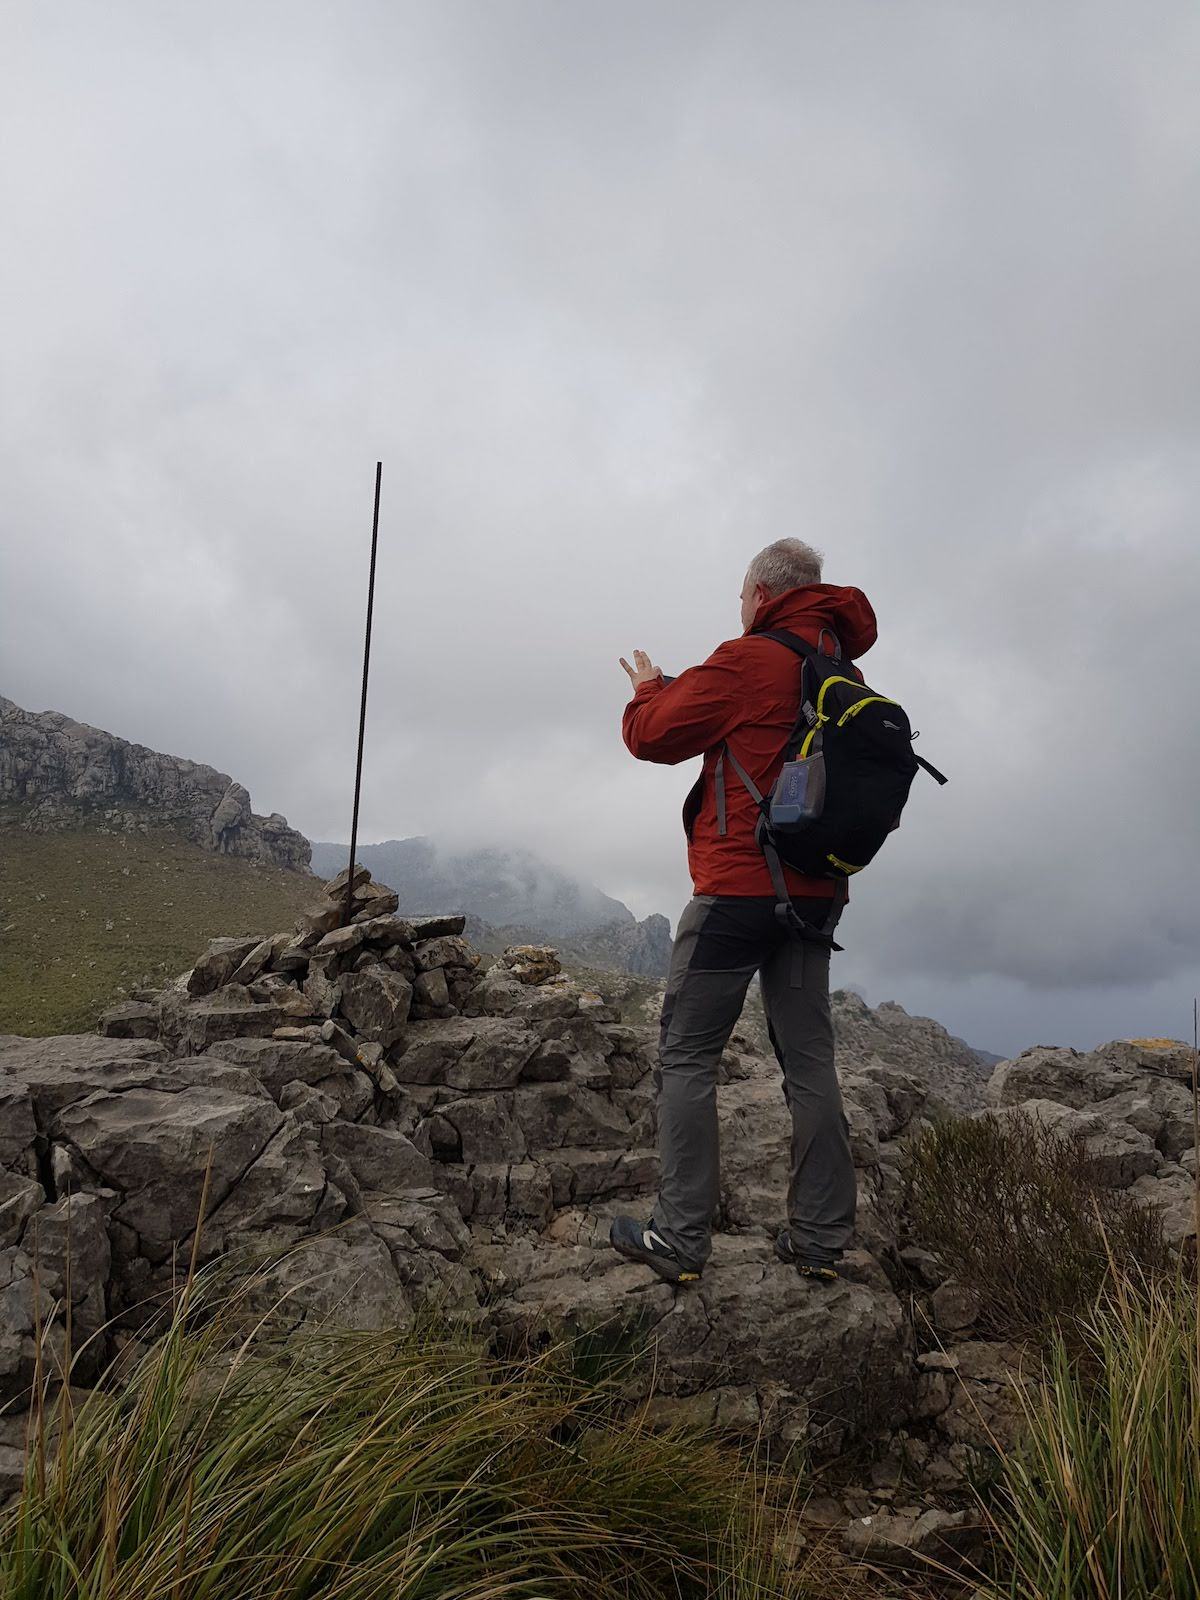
[407,915,467,939]
[987,1046,1138,1110]
[161,988,315,1054]
[97,1000,161,1039]
[337,971,412,1048]
[844,1508,982,1568]
[314,923,371,958]
[319,1124,437,1194]
[228,939,276,987]
[53,1085,284,1264]
[994,1099,1162,1187]
[201,1037,350,1099]
[186,936,265,996]
[413,968,450,1009]
[496,946,561,986]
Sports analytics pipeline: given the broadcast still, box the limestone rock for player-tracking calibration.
[53,1085,284,1264]
[319,1123,436,1194]
[413,967,450,1009]
[931,1279,981,1333]
[97,1000,160,1039]
[200,1037,349,1100]
[497,946,561,986]
[408,914,468,939]
[833,989,991,1115]
[187,936,265,996]
[994,1098,1162,1187]
[161,988,315,1054]
[844,1507,982,1567]
[337,970,412,1048]
[0,1174,42,1249]
[228,939,276,987]
[315,923,371,958]
[987,1046,1138,1110]
[350,884,401,921]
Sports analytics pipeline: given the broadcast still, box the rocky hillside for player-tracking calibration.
[0,816,320,1037]
[5,864,1193,1548]
[1,697,310,871]
[313,836,673,976]
[616,974,994,1116]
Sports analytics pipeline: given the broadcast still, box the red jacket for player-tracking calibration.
[622,584,878,898]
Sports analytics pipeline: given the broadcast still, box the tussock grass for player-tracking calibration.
[904,1112,1170,1342]
[986,1270,1200,1599]
[0,1271,800,1600]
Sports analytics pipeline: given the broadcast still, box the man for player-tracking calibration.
[609,538,878,1286]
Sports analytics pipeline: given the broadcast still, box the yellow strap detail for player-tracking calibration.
[837,694,898,727]
[815,675,865,717]
[826,853,864,875]
[798,676,865,756]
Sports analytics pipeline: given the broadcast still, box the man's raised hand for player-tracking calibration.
[619,649,663,690]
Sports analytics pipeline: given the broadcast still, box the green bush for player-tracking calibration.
[0,1278,799,1600]
[988,1272,1200,1599]
[903,1112,1170,1342]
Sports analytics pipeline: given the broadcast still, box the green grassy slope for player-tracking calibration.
[0,809,319,1037]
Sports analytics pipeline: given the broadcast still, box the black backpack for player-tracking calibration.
[716,627,946,948]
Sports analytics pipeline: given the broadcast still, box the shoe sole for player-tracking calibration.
[610,1224,701,1285]
[774,1239,839,1282]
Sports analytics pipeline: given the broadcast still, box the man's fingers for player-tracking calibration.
[619,657,634,676]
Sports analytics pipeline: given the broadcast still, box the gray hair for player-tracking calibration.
[745,538,824,594]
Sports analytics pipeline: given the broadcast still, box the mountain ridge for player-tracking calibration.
[1,696,310,871]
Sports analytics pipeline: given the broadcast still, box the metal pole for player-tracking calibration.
[343,461,383,926]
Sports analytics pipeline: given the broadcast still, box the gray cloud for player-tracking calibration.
[3,0,1198,1057]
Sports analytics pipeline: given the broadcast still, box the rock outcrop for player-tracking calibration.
[573,912,674,976]
[1,871,1194,1545]
[0,868,922,1466]
[0,697,310,871]
[831,990,993,1116]
[987,1037,1200,1247]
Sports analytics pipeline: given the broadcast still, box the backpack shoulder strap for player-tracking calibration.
[755,626,862,688]
[755,627,825,660]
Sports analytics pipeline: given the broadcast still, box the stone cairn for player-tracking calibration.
[4,865,1197,1562]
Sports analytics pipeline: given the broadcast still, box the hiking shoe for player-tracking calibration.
[775,1229,840,1282]
[609,1217,702,1285]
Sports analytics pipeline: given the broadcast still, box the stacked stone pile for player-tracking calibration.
[2,871,1197,1543]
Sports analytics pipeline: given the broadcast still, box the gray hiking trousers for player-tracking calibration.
[650,894,855,1271]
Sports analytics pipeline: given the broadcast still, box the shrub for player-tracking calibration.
[903,1112,1171,1342]
[987,1272,1200,1599]
[0,1276,798,1600]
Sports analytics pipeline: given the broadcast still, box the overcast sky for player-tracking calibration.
[3,1,1198,1056]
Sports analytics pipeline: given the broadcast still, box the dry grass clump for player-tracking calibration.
[903,1111,1170,1343]
[0,1270,801,1600]
[985,1270,1200,1599]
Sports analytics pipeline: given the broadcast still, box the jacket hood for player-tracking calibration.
[750,584,877,661]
